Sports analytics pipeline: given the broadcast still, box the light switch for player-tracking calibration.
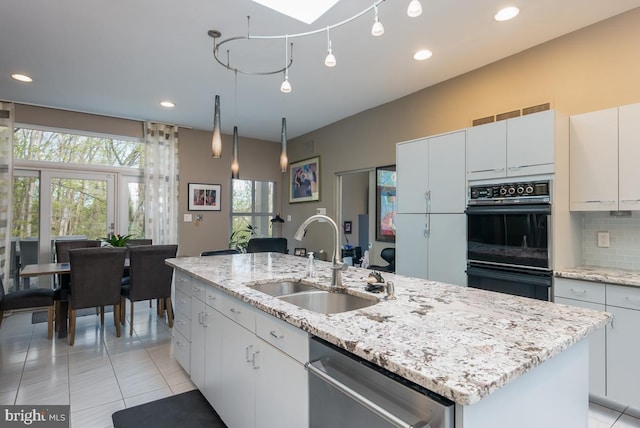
[287,215,292,222]
[317,208,326,215]
[184,214,193,222]
[597,232,610,248]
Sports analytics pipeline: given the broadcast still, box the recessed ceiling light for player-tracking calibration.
[250,0,340,24]
[160,101,175,108]
[495,6,519,21]
[12,73,33,83]
[414,49,433,61]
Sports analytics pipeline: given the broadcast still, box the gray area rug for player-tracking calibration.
[31,306,113,324]
[112,390,226,428]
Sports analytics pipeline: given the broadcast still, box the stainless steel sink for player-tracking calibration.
[278,291,377,314]
[247,281,318,297]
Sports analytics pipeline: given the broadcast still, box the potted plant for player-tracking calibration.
[100,233,132,247]
[229,225,256,252]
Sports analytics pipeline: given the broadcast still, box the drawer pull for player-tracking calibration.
[176,341,185,347]
[270,330,284,339]
[230,308,241,315]
[570,288,587,295]
[625,296,640,306]
[207,295,216,300]
[177,298,185,304]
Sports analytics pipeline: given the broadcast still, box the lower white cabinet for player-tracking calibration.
[395,213,466,286]
[554,277,640,407]
[173,272,192,374]
[188,278,309,428]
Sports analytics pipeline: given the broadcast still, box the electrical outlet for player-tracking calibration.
[597,232,610,248]
[183,214,192,222]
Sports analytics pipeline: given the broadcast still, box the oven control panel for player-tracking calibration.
[468,180,550,204]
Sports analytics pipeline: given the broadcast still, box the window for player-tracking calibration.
[230,179,276,249]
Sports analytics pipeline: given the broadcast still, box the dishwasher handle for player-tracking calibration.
[305,360,430,428]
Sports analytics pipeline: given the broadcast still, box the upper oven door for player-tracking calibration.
[466,203,551,269]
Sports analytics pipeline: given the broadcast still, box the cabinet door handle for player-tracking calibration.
[270,330,284,339]
[253,350,261,369]
[583,200,616,204]
[245,345,254,362]
[202,312,209,328]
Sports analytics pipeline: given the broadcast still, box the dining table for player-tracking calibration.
[20,260,129,339]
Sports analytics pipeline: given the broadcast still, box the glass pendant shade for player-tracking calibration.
[231,126,239,178]
[211,95,222,158]
[407,0,422,17]
[280,118,288,172]
[371,6,384,36]
[325,50,336,67]
[280,78,292,93]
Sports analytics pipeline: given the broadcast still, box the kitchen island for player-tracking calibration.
[167,253,610,428]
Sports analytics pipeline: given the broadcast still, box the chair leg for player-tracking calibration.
[47,306,53,340]
[100,306,105,325]
[120,297,126,325]
[114,303,121,337]
[68,308,76,346]
[165,298,174,328]
[54,301,60,332]
[129,300,134,336]
[0,309,4,328]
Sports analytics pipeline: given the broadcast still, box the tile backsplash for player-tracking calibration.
[582,212,640,269]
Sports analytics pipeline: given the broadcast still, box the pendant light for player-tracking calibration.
[280,35,292,93]
[231,71,239,178]
[324,27,336,67]
[407,0,422,17]
[371,5,384,37]
[280,118,288,172]
[211,95,222,158]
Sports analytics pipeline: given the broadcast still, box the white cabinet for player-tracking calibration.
[570,103,640,211]
[554,278,606,396]
[395,213,466,286]
[396,131,466,214]
[605,284,640,408]
[186,277,309,428]
[467,110,555,180]
[172,271,192,374]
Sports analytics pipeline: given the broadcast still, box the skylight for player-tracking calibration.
[251,0,341,24]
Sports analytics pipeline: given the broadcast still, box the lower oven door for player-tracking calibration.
[466,264,552,301]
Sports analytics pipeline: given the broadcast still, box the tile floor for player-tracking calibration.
[0,303,195,428]
[0,304,639,428]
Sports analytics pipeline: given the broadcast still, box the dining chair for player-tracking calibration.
[246,238,288,254]
[200,249,240,256]
[53,239,101,328]
[67,247,126,345]
[120,244,178,335]
[0,277,55,339]
[18,239,39,290]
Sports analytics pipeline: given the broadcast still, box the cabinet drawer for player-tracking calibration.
[218,292,255,332]
[175,271,192,296]
[173,329,190,374]
[204,285,222,311]
[554,278,605,304]
[256,312,309,363]
[175,289,191,319]
[607,284,640,310]
[191,280,207,302]
[174,310,191,340]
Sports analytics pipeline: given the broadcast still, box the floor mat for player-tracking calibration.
[31,306,113,324]
[112,390,226,428]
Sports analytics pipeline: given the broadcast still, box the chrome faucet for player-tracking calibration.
[294,214,348,287]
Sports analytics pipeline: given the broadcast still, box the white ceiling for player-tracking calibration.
[1,1,639,142]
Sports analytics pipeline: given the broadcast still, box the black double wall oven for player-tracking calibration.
[466,180,552,301]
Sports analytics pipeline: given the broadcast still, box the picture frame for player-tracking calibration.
[343,221,352,234]
[289,156,320,203]
[375,165,396,242]
[294,248,307,257]
[188,183,221,211]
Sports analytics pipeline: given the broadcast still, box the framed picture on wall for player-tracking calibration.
[289,156,320,203]
[375,165,396,242]
[188,183,221,211]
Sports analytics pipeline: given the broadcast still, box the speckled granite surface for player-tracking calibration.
[167,253,610,406]
[555,265,640,288]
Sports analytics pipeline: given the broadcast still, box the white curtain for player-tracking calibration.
[0,102,14,290]
[143,123,179,245]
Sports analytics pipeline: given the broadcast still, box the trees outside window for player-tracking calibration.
[230,179,275,251]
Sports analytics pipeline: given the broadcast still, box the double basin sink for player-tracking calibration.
[248,281,377,314]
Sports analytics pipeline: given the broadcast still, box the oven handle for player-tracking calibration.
[465,203,551,215]
[466,265,552,287]
[305,360,430,428]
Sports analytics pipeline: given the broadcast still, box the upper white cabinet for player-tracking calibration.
[466,110,555,180]
[396,130,466,214]
[570,103,640,211]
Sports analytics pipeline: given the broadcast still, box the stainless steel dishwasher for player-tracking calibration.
[306,337,454,428]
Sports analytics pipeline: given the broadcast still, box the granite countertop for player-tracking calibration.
[167,253,610,406]
[555,266,640,288]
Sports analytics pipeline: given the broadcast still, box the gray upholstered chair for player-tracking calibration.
[67,247,126,345]
[126,239,153,247]
[0,277,55,339]
[201,249,240,256]
[18,239,39,290]
[120,244,178,335]
[246,238,288,254]
[368,247,396,273]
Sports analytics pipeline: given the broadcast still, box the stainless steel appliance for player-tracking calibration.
[307,337,454,428]
[466,180,552,301]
